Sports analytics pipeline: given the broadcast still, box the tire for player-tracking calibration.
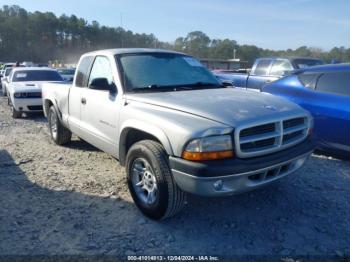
[48,106,71,145]
[2,86,7,97]
[10,102,22,118]
[126,140,186,220]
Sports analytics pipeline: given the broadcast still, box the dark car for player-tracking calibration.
[262,63,350,157]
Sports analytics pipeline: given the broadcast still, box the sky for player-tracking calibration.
[1,0,349,50]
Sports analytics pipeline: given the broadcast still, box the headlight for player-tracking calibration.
[182,135,234,161]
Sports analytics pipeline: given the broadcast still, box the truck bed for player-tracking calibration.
[42,82,71,125]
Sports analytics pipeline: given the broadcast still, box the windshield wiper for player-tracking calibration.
[181,82,222,89]
[131,84,170,92]
[131,84,193,92]
[130,82,221,92]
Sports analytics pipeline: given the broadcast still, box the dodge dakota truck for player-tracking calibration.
[215,57,324,90]
[42,49,314,219]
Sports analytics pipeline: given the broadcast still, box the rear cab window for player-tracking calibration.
[297,73,320,89]
[251,59,272,76]
[316,72,350,96]
[293,59,324,69]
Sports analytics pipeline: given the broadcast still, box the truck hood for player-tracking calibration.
[125,88,305,127]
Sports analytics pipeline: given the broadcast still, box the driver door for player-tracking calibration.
[79,56,121,156]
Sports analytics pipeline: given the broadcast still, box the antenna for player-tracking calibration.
[120,13,124,48]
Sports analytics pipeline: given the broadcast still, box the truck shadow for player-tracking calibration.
[20,113,47,123]
[1,149,350,256]
[65,139,101,152]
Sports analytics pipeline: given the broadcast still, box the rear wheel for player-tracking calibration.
[48,106,71,145]
[126,140,186,220]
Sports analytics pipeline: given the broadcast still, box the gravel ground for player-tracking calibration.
[1,91,350,258]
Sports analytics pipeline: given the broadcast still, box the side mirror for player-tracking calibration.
[89,77,116,93]
[222,81,234,87]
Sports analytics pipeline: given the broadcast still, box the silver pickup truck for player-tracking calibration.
[42,49,314,219]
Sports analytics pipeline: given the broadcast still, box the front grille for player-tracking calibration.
[15,92,42,98]
[28,105,43,111]
[240,123,276,137]
[26,92,42,98]
[241,138,275,151]
[236,116,309,158]
[283,117,304,129]
[283,130,304,143]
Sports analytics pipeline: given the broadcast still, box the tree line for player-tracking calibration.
[0,5,349,66]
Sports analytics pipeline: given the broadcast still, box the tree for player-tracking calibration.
[0,5,349,65]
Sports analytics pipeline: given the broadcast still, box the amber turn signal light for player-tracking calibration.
[182,150,234,161]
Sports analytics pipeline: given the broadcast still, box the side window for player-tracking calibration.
[75,56,94,87]
[269,60,293,76]
[298,73,320,89]
[316,72,350,96]
[252,59,271,76]
[88,56,114,88]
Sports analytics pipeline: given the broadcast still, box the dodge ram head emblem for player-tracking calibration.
[264,105,277,111]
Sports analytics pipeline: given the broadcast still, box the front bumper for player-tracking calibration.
[13,98,43,112]
[169,138,314,196]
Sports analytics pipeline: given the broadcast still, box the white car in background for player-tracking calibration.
[1,67,13,96]
[57,68,76,82]
[7,67,63,118]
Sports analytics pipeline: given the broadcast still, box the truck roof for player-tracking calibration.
[83,48,185,56]
[257,57,323,61]
[296,63,350,73]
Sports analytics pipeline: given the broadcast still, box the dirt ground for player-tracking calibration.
[0,90,350,258]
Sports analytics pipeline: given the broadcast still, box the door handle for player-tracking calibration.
[265,80,272,83]
[81,97,87,105]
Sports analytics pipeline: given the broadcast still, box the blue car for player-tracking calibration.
[262,63,350,157]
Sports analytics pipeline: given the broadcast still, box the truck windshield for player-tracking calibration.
[293,59,324,69]
[116,53,221,92]
[13,70,63,82]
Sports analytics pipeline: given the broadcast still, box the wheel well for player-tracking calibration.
[44,99,53,116]
[120,128,162,166]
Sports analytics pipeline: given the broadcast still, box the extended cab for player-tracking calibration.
[42,49,314,219]
[215,57,324,90]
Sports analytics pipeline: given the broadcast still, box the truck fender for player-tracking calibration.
[119,119,174,166]
[43,97,63,123]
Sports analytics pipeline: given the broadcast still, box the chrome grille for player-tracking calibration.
[235,116,309,158]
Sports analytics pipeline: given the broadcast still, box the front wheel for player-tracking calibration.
[10,102,22,118]
[126,140,186,220]
[48,106,71,145]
